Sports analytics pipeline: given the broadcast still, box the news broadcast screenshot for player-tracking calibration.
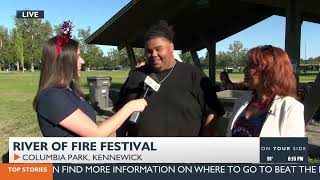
[0,0,320,180]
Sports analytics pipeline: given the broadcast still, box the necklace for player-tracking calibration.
[158,64,176,84]
[250,94,274,109]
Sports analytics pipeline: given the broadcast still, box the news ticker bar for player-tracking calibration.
[1,164,320,180]
[9,137,308,164]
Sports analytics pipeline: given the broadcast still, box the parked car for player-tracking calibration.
[223,67,234,73]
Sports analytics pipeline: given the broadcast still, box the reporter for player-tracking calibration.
[33,21,147,137]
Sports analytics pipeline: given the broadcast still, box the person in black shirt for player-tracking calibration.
[115,20,225,137]
[33,21,147,137]
[220,71,235,90]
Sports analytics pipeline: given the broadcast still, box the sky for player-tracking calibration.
[1,0,320,59]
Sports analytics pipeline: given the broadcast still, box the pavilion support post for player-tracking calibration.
[125,43,136,68]
[190,50,203,71]
[206,42,217,84]
[285,0,302,83]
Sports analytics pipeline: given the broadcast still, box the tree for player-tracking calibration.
[86,46,106,68]
[216,51,232,69]
[77,27,108,68]
[200,41,248,70]
[227,41,248,68]
[53,25,61,36]
[107,48,129,67]
[133,48,145,60]
[77,27,93,67]
[201,51,209,69]
[0,26,11,70]
[34,20,53,69]
[77,27,91,52]
[14,18,53,69]
[15,30,24,72]
[179,51,193,64]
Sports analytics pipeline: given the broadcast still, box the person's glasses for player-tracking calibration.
[261,45,275,60]
[261,45,273,51]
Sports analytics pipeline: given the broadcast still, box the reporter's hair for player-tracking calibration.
[144,20,174,43]
[33,36,83,110]
[248,45,297,98]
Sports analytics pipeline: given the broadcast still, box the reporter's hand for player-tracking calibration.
[127,99,148,112]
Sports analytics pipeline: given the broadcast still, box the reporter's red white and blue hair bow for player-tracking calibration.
[55,20,73,61]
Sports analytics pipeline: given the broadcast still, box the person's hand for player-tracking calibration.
[127,99,148,112]
[238,82,250,90]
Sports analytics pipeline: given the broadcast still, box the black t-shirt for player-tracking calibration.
[36,87,96,137]
[115,62,225,137]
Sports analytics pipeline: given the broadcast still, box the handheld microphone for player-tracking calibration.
[129,73,159,123]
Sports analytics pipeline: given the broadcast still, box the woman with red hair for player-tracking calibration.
[226,45,305,137]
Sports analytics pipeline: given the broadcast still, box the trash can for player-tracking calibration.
[87,76,112,110]
[216,90,250,136]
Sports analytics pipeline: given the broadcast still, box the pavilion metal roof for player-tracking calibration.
[86,0,320,51]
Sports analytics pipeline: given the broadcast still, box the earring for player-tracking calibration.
[264,80,268,88]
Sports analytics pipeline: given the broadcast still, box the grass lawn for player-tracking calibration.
[0,69,318,163]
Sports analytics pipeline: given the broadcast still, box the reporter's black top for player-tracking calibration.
[36,87,96,137]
